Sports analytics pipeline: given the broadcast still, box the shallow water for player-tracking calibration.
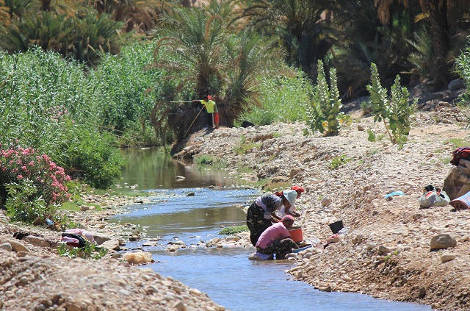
[116,149,431,311]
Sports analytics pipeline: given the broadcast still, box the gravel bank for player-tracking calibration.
[185,106,470,311]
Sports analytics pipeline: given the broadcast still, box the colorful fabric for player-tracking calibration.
[450,147,470,166]
[256,222,290,249]
[200,100,216,113]
[419,190,450,208]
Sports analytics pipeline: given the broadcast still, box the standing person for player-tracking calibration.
[246,190,297,246]
[194,95,218,129]
[255,215,299,260]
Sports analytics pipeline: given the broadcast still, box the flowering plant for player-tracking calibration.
[0,144,71,209]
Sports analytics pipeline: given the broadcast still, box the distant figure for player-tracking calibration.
[194,95,218,128]
[255,215,298,260]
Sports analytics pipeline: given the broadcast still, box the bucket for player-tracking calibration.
[329,220,343,234]
[289,227,303,243]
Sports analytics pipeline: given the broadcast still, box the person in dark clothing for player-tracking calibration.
[246,190,297,246]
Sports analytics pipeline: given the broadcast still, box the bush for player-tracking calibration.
[219,225,248,235]
[0,48,123,188]
[0,145,71,224]
[456,42,470,104]
[366,63,415,144]
[306,60,344,136]
[237,68,312,126]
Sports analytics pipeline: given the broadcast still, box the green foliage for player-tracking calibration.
[456,42,470,105]
[307,60,343,136]
[219,225,248,235]
[366,63,415,145]
[57,242,107,260]
[5,179,54,224]
[237,68,312,126]
[367,129,376,142]
[194,154,226,169]
[233,135,261,155]
[0,9,123,65]
[445,138,470,148]
[0,47,123,188]
[329,154,351,170]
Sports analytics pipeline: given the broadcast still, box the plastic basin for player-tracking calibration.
[289,227,303,243]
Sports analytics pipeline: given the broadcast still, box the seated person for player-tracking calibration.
[255,215,298,260]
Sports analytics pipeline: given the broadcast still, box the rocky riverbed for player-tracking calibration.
[0,193,226,311]
[182,106,470,311]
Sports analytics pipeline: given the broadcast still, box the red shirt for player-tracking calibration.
[256,222,290,249]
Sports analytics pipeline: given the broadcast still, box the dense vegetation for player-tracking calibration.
[1,0,470,224]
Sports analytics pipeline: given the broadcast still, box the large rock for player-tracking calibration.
[443,159,470,200]
[430,234,456,251]
[448,78,465,91]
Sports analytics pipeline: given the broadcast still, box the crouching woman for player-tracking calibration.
[255,215,299,260]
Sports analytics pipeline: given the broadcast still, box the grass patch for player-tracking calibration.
[445,138,470,148]
[59,201,82,212]
[329,155,351,170]
[57,242,107,260]
[219,225,249,235]
[233,135,262,155]
[194,154,227,169]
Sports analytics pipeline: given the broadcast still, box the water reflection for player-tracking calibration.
[120,148,228,189]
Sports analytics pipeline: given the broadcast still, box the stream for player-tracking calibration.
[114,148,431,311]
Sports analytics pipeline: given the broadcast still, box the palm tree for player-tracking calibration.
[153,0,269,138]
[375,0,470,88]
[240,0,335,75]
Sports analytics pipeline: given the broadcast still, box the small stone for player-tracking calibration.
[186,192,195,196]
[430,234,456,250]
[8,240,29,253]
[174,301,187,311]
[0,242,12,252]
[377,245,391,255]
[321,198,332,207]
[441,254,457,263]
[357,125,365,131]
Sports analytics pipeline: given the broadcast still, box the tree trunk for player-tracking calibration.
[423,0,450,89]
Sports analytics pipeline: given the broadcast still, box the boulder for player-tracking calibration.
[448,78,465,91]
[93,234,111,245]
[101,239,120,251]
[443,159,470,200]
[430,234,456,251]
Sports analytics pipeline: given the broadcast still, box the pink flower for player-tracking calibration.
[28,161,35,166]
[65,175,71,181]
[21,166,27,171]
[17,174,23,180]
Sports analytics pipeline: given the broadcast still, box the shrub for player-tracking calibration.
[306,60,344,136]
[219,225,248,235]
[366,63,415,145]
[329,155,351,170]
[57,242,107,260]
[237,68,312,126]
[456,42,470,105]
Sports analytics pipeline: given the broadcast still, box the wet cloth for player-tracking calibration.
[65,228,96,243]
[256,222,290,249]
[419,190,450,208]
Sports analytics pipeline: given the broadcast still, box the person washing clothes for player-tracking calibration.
[255,215,299,260]
[274,186,305,218]
[246,189,298,246]
[193,95,218,129]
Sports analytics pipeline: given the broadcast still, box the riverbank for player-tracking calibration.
[184,105,470,311]
[0,191,226,310]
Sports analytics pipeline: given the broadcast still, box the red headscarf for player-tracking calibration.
[291,186,305,197]
[207,95,214,100]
